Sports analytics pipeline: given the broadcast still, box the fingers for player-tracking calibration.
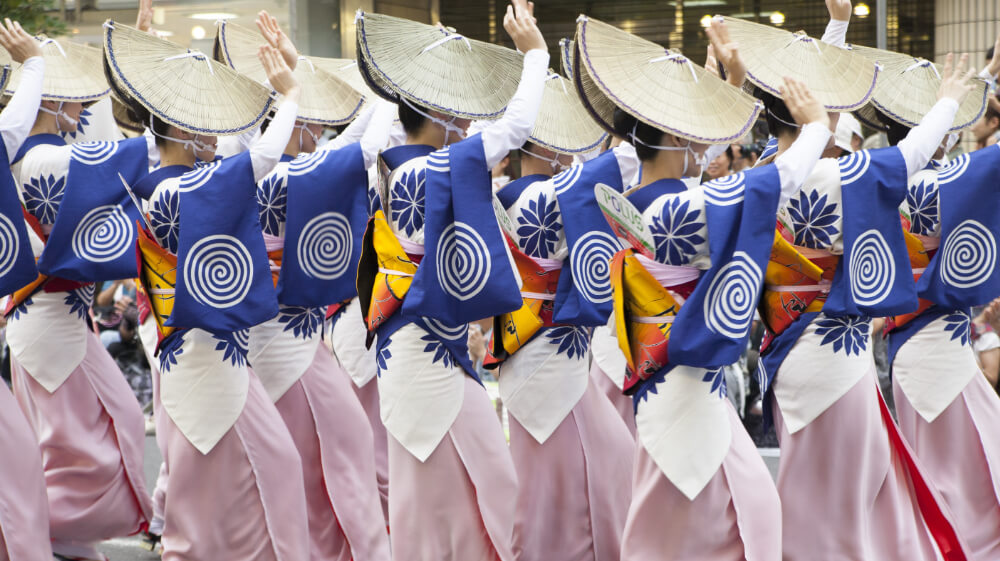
[941,52,954,79]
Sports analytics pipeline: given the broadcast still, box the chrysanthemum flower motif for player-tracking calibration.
[906,179,939,236]
[277,305,325,339]
[943,311,971,346]
[149,188,180,253]
[257,174,288,236]
[420,334,454,368]
[544,326,590,359]
[702,367,727,398]
[376,337,392,375]
[787,189,839,248]
[390,168,426,237]
[650,197,705,264]
[516,192,562,258]
[815,316,869,356]
[23,173,66,225]
[213,329,250,367]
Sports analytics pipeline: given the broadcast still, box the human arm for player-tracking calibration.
[979,33,1000,88]
[320,99,398,169]
[774,77,833,205]
[706,18,745,88]
[0,20,43,161]
[257,11,297,70]
[821,0,851,47]
[249,46,300,182]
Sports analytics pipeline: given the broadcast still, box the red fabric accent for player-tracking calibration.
[137,288,151,325]
[874,385,968,561]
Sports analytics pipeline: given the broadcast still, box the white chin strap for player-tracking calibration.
[296,122,321,152]
[39,102,78,132]
[149,116,214,154]
[629,122,707,178]
[402,98,466,145]
[519,147,563,174]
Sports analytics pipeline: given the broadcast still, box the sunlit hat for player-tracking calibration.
[722,16,878,111]
[104,20,274,135]
[4,38,110,102]
[214,20,363,125]
[530,72,607,154]
[355,11,523,119]
[847,43,988,131]
[574,15,761,143]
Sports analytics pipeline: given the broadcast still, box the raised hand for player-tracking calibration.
[0,19,40,63]
[256,11,297,71]
[136,0,154,33]
[259,45,300,101]
[937,53,978,103]
[825,0,852,22]
[503,0,545,54]
[781,76,830,129]
[987,34,1000,78]
[706,18,745,87]
[704,44,720,78]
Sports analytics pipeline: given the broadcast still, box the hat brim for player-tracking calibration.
[530,73,607,154]
[5,39,110,102]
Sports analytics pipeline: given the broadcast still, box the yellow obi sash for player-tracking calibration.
[609,248,682,393]
[485,239,561,367]
[357,209,419,333]
[759,231,827,335]
[136,225,177,340]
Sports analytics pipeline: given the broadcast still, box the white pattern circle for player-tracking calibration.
[71,142,119,165]
[703,251,761,338]
[849,229,895,306]
[178,161,222,192]
[423,317,467,340]
[938,154,970,185]
[0,214,20,276]
[436,221,491,301]
[182,234,253,309]
[553,165,583,195]
[940,219,996,289]
[71,205,133,263]
[838,150,871,185]
[571,231,618,304]
[288,151,328,176]
[297,211,352,280]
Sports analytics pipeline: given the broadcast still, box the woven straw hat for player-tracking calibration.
[530,72,607,154]
[214,20,363,125]
[4,38,109,102]
[560,38,576,81]
[847,43,988,132]
[104,20,274,135]
[723,16,877,111]
[0,65,9,95]
[356,11,523,119]
[574,15,761,144]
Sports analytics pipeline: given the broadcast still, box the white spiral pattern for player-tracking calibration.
[71,205,133,263]
[703,172,746,206]
[297,211,352,280]
[178,161,222,192]
[288,151,328,176]
[848,229,895,306]
[436,221,492,301]
[940,219,996,289]
[0,214,20,277]
[70,142,119,165]
[704,251,762,338]
[553,165,583,195]
[938,153,971,185]
[426,150,450,173]
[423,317,467,341]
[182,234,253,309]
[571,231,618,304]
[837,150,871,185]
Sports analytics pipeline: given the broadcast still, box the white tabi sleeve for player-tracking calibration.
[774,122,833,205]
[481,49,550,169]
[0,56,44,161]
[821,19,849,47]
[897,98,959,178]
[249,100,299,182]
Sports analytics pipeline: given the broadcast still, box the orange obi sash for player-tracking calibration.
[608,248,687,393]
[887,232,937,331]
[136,224,177,341]
[484,239,562,368]
[5,208,87,316]
[357,209,419,334]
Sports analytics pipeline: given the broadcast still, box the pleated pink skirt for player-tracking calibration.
[348,370,390,524]
[774,368,961,560]
[509,375,634,561]
[589,360,635,437]
[12,331,150,560]
[0,384,52,561]
[620,402,781,561]
[157,370,309,561]
[387,375,518,561]
[894,372,1000,560]
[273,346,390,561]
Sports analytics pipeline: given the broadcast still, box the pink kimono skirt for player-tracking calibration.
[589,360,636,437]
[12,331,150,560]
[349,371,390,523]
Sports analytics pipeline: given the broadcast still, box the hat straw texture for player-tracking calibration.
[5,38,110,102]
[530,72,607,154]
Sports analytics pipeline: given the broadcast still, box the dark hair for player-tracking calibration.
[988,46,995,60]
[612,107,666,161]
[753,86,798,138]
[872,108,912,146]
[103,54,172,144]
[986,93,1000,124]
[722,146,734,162]
[397,99,430,136]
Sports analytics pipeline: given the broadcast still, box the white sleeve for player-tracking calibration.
[481,49,550,169]
[612,143,640,187]
[0,56,44,161]
[821,19,849,47]
[250,100,298,182]
[217,127,260,159]
[979,67,997,91]
[321,99,397,168]
[143,130,160,168]
[774,122,832,205]
[897,98,959,178]
[323,103,378,150]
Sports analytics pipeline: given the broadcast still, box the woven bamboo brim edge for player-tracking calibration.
[4,39,110,102]
[572,37,617,135]
[560,38,576,81]
[103,20,274,136]
[306,57,372,99]
[847,43,989,132]
[723,16,878,112]
[530,72,607,153]
[853,101,889,132]
[0,66,9,95]
[215,21,364,125]
[355,11,523,120]
[574,15,762,144]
